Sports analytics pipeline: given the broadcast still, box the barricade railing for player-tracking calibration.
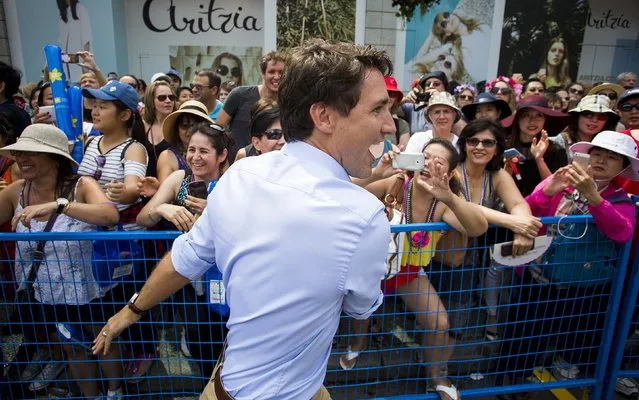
[0,215,631,399]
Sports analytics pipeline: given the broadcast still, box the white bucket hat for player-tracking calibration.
[0,124,78,167]
[425,92,462,123]
[569,95,620,125]
[570,130,639,180]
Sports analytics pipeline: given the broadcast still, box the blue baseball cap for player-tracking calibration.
[82,81,139,112]
[166,68,182,81]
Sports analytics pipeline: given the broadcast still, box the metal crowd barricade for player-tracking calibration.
[0,215,632,399]
[604,245,639,400]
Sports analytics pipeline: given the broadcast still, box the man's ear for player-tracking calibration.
[309,102,334,135]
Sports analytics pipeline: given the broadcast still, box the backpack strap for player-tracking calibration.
[120,139,135,161]
[84,136,96,155]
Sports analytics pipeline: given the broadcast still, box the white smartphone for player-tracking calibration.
[392,152,425,171]
[504,148,526,161]
[572,152,590,169]
[39,105,57,122]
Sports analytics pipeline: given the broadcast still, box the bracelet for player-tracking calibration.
[127,302,147,316]
[62,202,71,214]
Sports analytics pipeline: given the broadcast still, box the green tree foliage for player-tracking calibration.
[277,0,356,50]
[391,0,441,21]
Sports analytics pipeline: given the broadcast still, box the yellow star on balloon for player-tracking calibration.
[49,68,63,82]
[71,116,78,128]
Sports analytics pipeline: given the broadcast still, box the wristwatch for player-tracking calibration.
[55,198,70,214]
[127,293,148,316]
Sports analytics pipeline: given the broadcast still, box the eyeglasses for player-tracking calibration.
[459,95,473,101]
[619,103,639,112]
[156,94,176,102]
[439,12,450,29]
[190,83,213,91]
[581,111,608,121]
[216,65,242,78]
[10,150,42,157]
[466,138,497,148]
[265,128,283,140]
[490,87,511,95]
[569,87,584,95]
[93,155,106,181]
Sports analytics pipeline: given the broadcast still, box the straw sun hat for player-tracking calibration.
[0,124,78,166]
[162,100,214,146]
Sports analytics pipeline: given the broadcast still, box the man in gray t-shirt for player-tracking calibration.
[217,51,286,163]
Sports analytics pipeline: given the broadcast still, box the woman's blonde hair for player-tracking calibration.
[142,81,177,125]
[432,12,481,45]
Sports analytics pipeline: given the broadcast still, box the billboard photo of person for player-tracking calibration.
[212,53,243,87]
[536,36,572,89]
[404,0,494,88]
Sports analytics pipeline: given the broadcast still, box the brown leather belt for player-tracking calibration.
[213,361,233,400]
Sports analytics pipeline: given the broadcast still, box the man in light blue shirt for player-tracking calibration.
[92,39,396,400]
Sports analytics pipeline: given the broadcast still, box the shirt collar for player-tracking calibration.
[282,141,350,182]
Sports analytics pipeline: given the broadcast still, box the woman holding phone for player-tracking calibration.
[137,122,233,231]
[501,96,571,197]
[136,122,233,383]
[340,138,488,400]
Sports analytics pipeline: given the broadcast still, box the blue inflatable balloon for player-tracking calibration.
[68,86,84,164]
[43,44,83,167]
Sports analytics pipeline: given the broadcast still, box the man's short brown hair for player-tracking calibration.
[278,39,392,142]
[260,51,287,74]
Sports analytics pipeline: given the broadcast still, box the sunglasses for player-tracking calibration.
[156,94,176,102]
[490,87,511,95]
[569,87,584,95]
[265,128,283,140]
[439,12,451,29]
[581,111,608,121]
[619,103,639,112]
[10,150,42,157]
[93,155,106,181]
[599,92,618,100]
[190,83,213,91]
[466,138,497,148]
[209,123,226,133]
[459,95,474,101]
[216,65,242,78]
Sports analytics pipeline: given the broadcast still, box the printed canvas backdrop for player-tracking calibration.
[169,46,263,86]
[403,0,496,90]
[497,0,588,89]
[577,0,639,83]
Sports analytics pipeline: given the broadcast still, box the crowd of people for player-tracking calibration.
[0,41,637,400]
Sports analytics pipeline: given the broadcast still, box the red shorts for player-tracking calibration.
[382,264,422,295]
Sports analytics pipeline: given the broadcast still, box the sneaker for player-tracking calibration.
[615,377,639,396]
[180,329,192,358]
[20,348,51,381]
[106,387,124,399]
[27,360,65,391]
[552,356,579,380]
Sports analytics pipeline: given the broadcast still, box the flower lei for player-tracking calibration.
[454,83,476,95]
[485,75,523,102]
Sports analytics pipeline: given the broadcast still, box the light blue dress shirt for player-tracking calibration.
[171,141,389,399]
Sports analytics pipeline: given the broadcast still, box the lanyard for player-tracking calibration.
[461,163,487,206]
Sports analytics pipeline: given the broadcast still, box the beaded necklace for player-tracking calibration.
[461,163,488,206]
[404,179,438,249]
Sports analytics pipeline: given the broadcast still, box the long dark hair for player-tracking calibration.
[458,119,506,172]
[423,137,462,195]
[564,113,618,144]
[50,154,79,200]
[36,82,52,107]
[57,0,79,23]
[113,100,152,155]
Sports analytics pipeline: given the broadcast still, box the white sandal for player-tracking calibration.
[338,346,360,370]
[434,383,460,400]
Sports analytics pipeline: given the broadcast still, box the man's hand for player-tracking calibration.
[93,306,141,356]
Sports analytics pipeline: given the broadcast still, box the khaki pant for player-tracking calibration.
[200,362,332,400]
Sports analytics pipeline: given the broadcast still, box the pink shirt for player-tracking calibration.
[526,176,635,244]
